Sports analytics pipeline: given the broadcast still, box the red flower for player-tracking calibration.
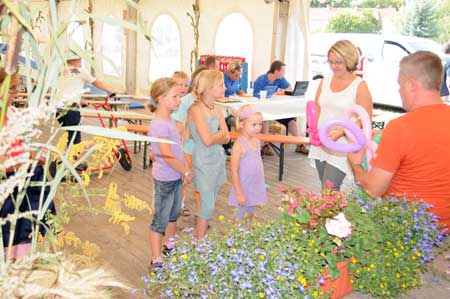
[9,139,25,158]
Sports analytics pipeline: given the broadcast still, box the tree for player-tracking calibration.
[357,0,404,10]
[400,0,438,39]
[325,11,382,33]
[437,0,450,43]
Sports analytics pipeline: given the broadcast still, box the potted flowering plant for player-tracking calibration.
[139,185,443,299]
[343,189,443,298]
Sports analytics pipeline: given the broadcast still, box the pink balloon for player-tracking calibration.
[364,140,378,171]
[344,105,372,140]
[306,101,321,146]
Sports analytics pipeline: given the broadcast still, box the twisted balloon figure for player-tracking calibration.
[306,101,321,146]
[318,104,380,171]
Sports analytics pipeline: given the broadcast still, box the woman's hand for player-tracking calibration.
[329,129,344,141]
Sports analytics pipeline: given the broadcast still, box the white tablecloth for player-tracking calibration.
[216,95,309,121]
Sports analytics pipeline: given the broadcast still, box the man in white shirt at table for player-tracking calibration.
[253,60,309,155]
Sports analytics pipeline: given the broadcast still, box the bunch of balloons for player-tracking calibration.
[306,101,380,170]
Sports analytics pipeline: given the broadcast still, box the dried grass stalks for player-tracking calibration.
[0,253,128,299]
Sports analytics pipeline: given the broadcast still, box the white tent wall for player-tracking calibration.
[27,0,283,95]
[138,0,277,95]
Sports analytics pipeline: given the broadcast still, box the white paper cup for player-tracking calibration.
[260,90,267,99]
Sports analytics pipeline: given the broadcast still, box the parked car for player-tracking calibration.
[309,33,443,108]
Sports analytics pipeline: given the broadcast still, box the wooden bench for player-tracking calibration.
[124,125,311,177]
[80,109,153,125]
[229,131,310,181]
[125,124,151,169]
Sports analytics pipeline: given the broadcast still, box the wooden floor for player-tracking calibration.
[57,109,449,299]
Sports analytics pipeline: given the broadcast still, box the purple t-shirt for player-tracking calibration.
[149,118,185,181]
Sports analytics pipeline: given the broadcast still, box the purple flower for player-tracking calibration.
[143,276,149,286]
[318,276,325,285]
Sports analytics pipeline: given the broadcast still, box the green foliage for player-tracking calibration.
[310,0,353,8]
[139,188,442,298]
[357,0,404,9]
[437,0,450,43]
[345,190,441,298]
[400,0,438,39]
[326,11,382,33]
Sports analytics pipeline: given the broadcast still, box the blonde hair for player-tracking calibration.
[400,51,443,91]
[193,69,224,102]
[149,77,177,111]
[182,70,224,142]
[187,66,208,93]
[235,104,263,132]
[227,61,242,75]
[172,71,189,81]
[328,40,360,72]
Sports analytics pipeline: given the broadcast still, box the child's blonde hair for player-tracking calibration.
[193,70,223,101]
[172,71,189,81]
[235,104,262,132]
[182,70,223,142]
[149,77,177,112]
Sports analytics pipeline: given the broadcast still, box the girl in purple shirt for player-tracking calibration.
[148,78,193,272]
[229,105,267,222]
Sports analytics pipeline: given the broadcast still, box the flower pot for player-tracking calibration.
[320,261,353,299]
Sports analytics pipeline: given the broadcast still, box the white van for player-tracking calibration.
[309,33,443,108]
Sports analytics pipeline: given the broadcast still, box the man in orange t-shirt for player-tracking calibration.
[348,51,450,231]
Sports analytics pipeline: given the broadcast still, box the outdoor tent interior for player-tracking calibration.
[1,1,449,299]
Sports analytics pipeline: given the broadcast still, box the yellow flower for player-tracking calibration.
[313,290,319,297]
[182,254,188,260]
[218,215,225,221]
[297,276,307,286]
[396,273,401,279]
[174,290,180,296]
[314,248,319,253]
[351,258,357,264]
[370,264,375,269]
[411,255,416,260]
[259,254,265,261]
[172,257,177,263]
[259,293,265,298]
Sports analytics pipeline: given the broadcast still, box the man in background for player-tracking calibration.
[253,60,308,155]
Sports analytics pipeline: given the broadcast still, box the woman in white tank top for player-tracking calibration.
[308,40,373,190]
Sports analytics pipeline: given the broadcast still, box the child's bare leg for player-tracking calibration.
[196,217,209,239]
[150,231,163,261]
[196,190,216,239]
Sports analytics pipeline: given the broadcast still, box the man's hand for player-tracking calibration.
[348,148,364,167]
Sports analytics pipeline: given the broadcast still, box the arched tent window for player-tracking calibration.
[149,14,181,81]
[68,17,85,48]
[215,13,253,85]
[102,20,123,77]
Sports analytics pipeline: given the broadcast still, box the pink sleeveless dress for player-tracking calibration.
[228,137,267,207]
